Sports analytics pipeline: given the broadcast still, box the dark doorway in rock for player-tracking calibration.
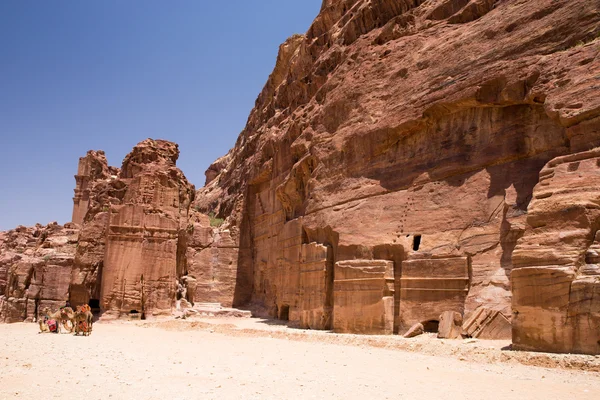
[88,299,101,319]
[279,304,290,321]
[34,298,40,321]
[413,235,422,251]
[129,309,145,320]
[423,320,439,333]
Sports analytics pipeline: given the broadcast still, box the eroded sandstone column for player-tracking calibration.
[299,242,333,329]
[71,150,111,225]
[512,149,600,355]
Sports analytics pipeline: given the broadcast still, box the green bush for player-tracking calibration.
[208,212,224,227]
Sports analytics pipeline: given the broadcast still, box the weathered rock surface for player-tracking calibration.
[99,139,196,318]
[299,242,333,329]
[438,311,463,339]
[3,0,600,355]
[72,150,117,226]
[1,139,237,321]
[185,215,243,308]
[512,148,600,354]
[461,307,511,340]
[333,260,394,334]
[403,322,424,338]
[0,223,78,322]
[195,0,600,353]
[400,256,470,331]
[70,150,117,311]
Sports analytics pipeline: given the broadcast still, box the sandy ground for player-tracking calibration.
[1,318,599,400]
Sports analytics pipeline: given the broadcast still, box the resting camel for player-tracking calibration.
[38,317,50,333]
[41,307,75,333]
[73,305,93,336]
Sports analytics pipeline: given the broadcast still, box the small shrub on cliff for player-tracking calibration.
[208,212,224,227]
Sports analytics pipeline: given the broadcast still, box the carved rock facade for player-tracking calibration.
[1,0,600,355]
[0,140,237,321]
[196,0,600,353]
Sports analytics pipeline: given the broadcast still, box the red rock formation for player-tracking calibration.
[399,256,469,330]
[512,148,600,354]
[68,140,243,318]
[437,311,463,339]
[72,150,115,226]
[183,211,253,309]
[99,139,195,318]
[299,242,333,329]
[70,150,118,310]
[1,139,221,321]
[2,0,599,356]
[196,0,600,353]
[334,260,394,334]
[0,223,78,322]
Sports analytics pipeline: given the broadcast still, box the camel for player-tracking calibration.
[41,307,75,333]
[61,308,76,332]
[73,305,93,336]
[38,317,50,333]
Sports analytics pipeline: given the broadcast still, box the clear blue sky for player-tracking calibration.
[0,1,322,230]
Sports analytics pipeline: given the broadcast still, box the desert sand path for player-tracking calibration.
[0,321,598,399]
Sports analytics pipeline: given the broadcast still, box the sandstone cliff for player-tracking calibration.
[196,0,600,353]
[0,139,242,321]
[512,149,600,354]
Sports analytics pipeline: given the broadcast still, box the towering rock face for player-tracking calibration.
[2,0,599,355]
[94,139,196,317]
[70,150,119,309]
[197,0,600,352]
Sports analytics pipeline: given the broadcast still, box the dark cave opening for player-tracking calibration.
[413,235,422,251]
[423,320,439,333]
[279,304,290,321]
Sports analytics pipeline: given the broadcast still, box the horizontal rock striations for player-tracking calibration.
[512,149,600,354]
[197,0,600,353]
[2,0,599,354]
